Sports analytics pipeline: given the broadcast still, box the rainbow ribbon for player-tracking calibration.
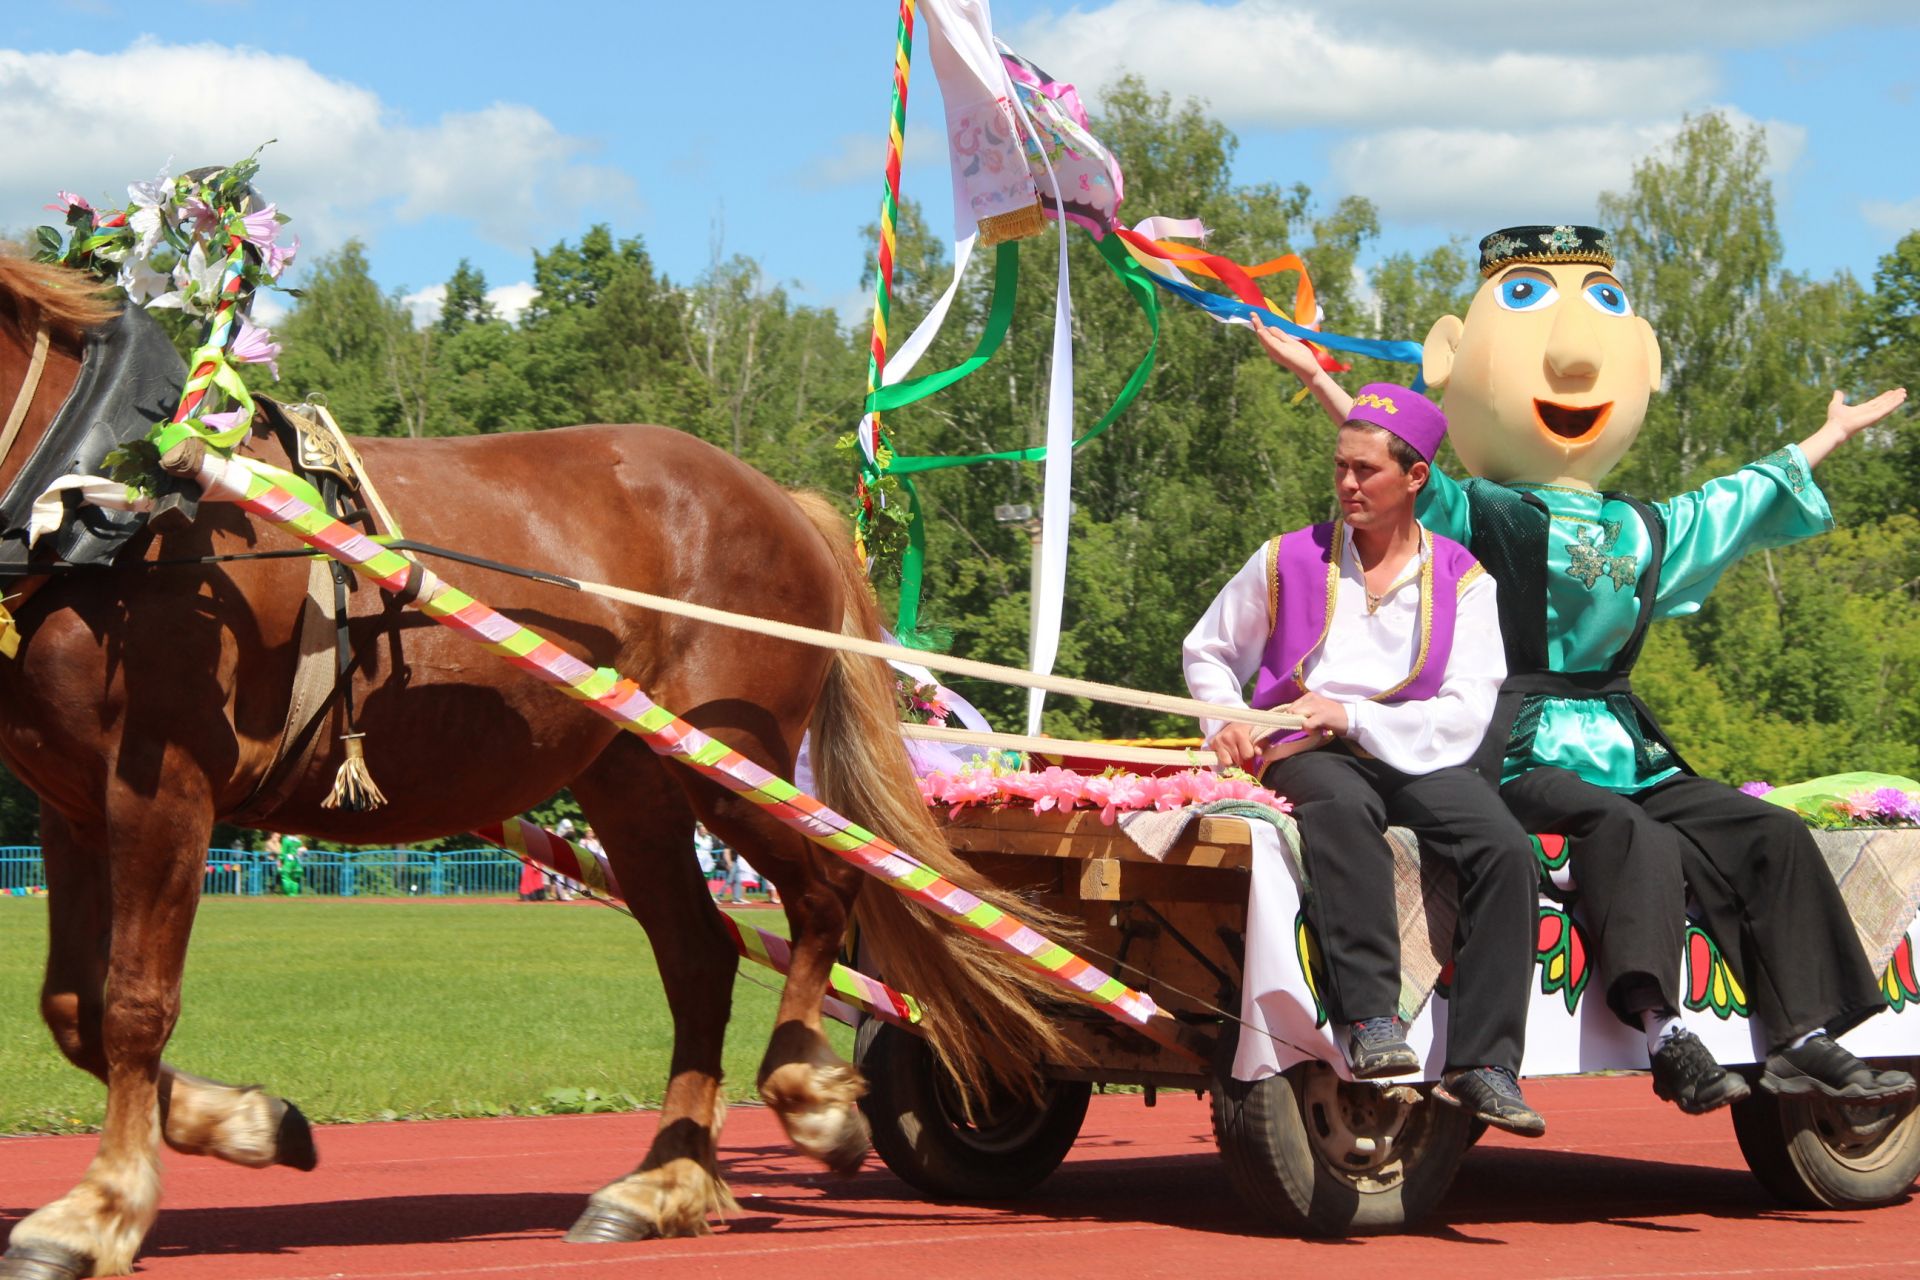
[171,446,1183,1051]
[1113,225,1425,384]
[156,217,262,453]
[853,0,919,564]
[470,816,921,1030]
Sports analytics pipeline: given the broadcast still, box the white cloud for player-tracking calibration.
[1010,0,1714,130]
[1330,112,1805,229]
[0,40,637,258]
[400,283,445,328]
[399,279,537,328]
[1863,197,1920,237]
[486,281,537,323]
[795,123,943,191]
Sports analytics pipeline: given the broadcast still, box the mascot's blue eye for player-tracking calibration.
[1584,281,1632,316]
[1496,276,1559,312]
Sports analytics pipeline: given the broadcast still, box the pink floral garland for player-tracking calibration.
[919,765,1290,825]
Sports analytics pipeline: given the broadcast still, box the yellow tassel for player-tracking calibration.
[0,602,18,660]
[978,201,1047,246]
[322,734,387,812]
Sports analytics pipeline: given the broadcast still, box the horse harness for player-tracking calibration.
[0,301,408,815]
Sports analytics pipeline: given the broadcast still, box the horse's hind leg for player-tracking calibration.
[28,812,317,1177]
[696,797,871,1174]
[561,738,737,1243]
[3,789,214,1279]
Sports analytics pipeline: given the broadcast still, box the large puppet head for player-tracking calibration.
[1420,225,1662,488]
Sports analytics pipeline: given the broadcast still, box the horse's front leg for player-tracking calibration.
[2,787,213,1279]
[26,810,318,1188]
[561,742,738,1244]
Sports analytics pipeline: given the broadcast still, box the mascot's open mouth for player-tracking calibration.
[1533,399,1612,444]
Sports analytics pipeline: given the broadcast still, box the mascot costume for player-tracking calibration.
[1259,224,1913,1115]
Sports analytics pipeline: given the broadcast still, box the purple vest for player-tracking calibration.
[1251,521,1480,711]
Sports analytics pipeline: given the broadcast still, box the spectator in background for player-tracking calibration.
[276,832,305,897]
[720,843,745,905]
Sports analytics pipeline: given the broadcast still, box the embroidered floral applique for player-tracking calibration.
[1542,225,1582,253]
[1565,524,1637,591]
[1755,447,1809,494]
[1482,232,1528,263]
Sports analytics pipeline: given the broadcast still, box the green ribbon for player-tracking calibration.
[867,240,1020,415]
[887,229,1162,637]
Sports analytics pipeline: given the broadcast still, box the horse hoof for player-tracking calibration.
[0,1242,93,1280]
[822,1112,872,1176]
[563,1202,656,1245]
[273,1099,319,1171]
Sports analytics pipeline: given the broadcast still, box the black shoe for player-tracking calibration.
[1650,1028,1751,1115]
[1346,1016,1420,1079]
[1759,1034,1919,1101]
[1432,1065,1546,1138]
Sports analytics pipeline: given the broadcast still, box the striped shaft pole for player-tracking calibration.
[470,817,922,1031]
[172,447,1185,1052]
[855,0,918,538]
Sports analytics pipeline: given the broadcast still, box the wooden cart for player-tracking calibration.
[853,807,1920,1235]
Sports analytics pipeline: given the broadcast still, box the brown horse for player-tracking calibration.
[0,255,1073,1279]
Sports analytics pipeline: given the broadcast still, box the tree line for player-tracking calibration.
[1,90,1916,842]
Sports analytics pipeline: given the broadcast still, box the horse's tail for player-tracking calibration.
[788,490,1081,1101]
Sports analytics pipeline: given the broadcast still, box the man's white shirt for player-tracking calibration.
[1182,526,1506,774]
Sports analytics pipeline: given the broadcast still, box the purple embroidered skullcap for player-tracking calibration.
[1344,383,1447,463]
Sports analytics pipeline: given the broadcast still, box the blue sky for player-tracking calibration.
[4,1,1917,329]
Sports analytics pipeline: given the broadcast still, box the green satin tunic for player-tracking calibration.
[1417,446,1831,791]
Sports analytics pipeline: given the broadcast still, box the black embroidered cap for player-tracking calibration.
[1478,225,1616,278]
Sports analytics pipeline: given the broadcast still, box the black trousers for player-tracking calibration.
[1266,747,1537,1073]
[1501,769,1885,1045]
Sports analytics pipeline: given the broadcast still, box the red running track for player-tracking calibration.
[4,1077,1916,1279]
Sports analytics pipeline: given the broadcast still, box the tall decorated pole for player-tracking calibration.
[851,0,918,569]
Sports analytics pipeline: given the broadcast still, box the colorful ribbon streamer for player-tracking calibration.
[470,816,921,1030]
[853,0,920,566]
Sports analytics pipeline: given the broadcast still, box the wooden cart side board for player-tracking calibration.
[938,808,1258,870]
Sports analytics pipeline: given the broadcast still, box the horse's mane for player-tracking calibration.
[0,247,123,337]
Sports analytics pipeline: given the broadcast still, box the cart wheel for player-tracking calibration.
[1730,1063,1920,1209]
[853,1018,1091,1200]
[1211,1060,1472,1235]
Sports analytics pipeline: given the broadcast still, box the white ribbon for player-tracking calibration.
[28,475,151,546]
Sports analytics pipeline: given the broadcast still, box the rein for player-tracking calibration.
[112,533,1303,737]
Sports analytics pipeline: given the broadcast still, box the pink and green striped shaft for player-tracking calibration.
[177,448,1167,1037]
[470,816,920,1030]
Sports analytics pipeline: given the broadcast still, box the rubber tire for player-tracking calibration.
[1730,1062,1920,1209]
[853,1018,1091,1200]
[1211,1060,1473,1236]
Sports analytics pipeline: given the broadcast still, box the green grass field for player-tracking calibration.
[0,897,849,1135]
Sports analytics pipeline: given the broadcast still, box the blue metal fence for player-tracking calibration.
[0,847,524,898]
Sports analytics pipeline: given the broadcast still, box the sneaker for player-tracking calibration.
[1650,1028,1750,1115]
[1346,1016,1420,1079]
[1759,1034,1919,1101]
[1432,1066,1547,1138]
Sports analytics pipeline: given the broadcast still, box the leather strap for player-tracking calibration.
[0,324,51,478]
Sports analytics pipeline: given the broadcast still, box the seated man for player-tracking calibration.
[1184,385,1544,1137]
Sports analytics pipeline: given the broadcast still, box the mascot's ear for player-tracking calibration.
[1636,316,1662,393]
[1422,314,1465,390]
